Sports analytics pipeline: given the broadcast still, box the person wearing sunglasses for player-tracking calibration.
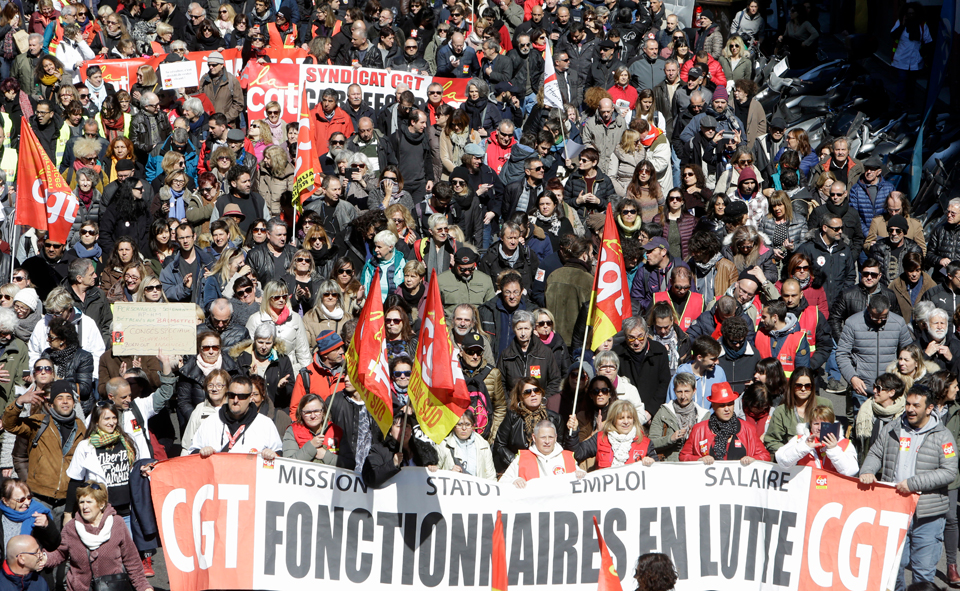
[1,486,59,575]
[190,375,281,458]
[246,281,311,375]
[763,367,831,453]
[492,374,568,474]
[572,375,618,445]
[176,331,242,431]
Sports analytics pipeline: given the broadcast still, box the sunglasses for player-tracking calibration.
[144,284,162,292]
[429,90,443,95]
[393,370,412,378]
[668,196,684,202]
[590,387,612,395]
[330,140,345,145]
[827,225,844,231]
[889,228,904,235]
[621,209,637,215]
[236,287,254,296]
[521,388,542,396]
[528,166,544,171]
[463,347,484,356]
[295,257,311,263]
[35,366,54,374]
[452,180,465,186]
[80,229,97,236]
[201,345,221,352]
[253,227,267,233]
[338,269,354,276]
[862,271,881,279]
[12,276,24,282]
[829,192,845,196]
[683,172,696,177]
[537,320,553,327]
[405,45,418,49]
[795,383,813,391]
[267,110,280,115]
[795,265,810,271]
[271,294,291,301]
[385,318,403,325]
[322,292,338,299]
[227,392,251,400]
[738,159,753,165]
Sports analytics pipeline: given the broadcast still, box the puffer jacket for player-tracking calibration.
[491,408,567,473]
[562,170,616,219]
[175,353,242,431]
[653,211,697,260]
[67,190,103,248]
[836,310,915,392]
[258,163,295,217]
[861,415,958,518]
[867,237,923,286]
[606,146,645,197]
[830,283,903,339]
[925,221,960,272]
[497,337,561,398]
[758,214,808,253]
[41,347,95,413]
[848,178,895,235]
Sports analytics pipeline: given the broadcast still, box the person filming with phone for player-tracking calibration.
[774,404,859,476]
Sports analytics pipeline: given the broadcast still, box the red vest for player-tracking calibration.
[654,291,705,332]
[755,330,807,376]
[517,449,577,480]
[797,307,818,351]
[795,438,852,472]
[267,22,298,48]
[595,432,649,468]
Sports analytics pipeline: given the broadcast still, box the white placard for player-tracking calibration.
[160,61,200,90]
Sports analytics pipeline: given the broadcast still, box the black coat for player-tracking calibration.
[868,237,924,287]
[235,349,295,410]
[42,347,94,414]
[795,232,857,307]
[246,242,297,285]
[503,49,544,95]
[829,283,903,339]
[809,203,866,258]
[99,203,153,257]
[491,408,566,472]
[497,337,562,398]
[362,432,439,488]
[175,354,242,431]
[478,243,540,293]
[613,340,671,411]
[926,221,960,273]
[562,170,616,219]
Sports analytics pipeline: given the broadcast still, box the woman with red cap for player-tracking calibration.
[679,382,770,464]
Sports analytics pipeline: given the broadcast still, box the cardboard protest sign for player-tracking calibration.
[111,303,198,356]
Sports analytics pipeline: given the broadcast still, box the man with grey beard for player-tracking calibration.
[319,131,347,175]
[450,303,494,366]
[920,307,960,374]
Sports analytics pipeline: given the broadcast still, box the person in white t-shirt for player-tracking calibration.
[189,376,281,458]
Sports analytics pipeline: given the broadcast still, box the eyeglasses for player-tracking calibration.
[795,382,813,391]
[201,344,221,352]
[429,90,443,95]
[35,366,54,374]
[521,388,542,396]
[144,284,162,292]
[173,47,187,53]
[738,159,753,165]
[683,172,696,177]
[10,494,32,504]
[827,225,844,231]
[393,370,412,378]
[330,140,345,145]
[17,548,44,559]
[271,294,291,301]
[452,180,465,186]
[385,318,402,325]
[668,196,684,202]
[829,191,845,197]
[537,320,553,327]
[12,276,24,282]
[862,271,881,279]
[227,391,251,400]
[434,227,449,233]
[673,284,691,292]
[236,287,254,296]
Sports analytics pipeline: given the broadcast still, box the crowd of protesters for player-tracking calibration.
[0,0,947,587]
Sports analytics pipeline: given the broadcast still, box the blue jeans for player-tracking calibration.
[522,93,537,117]
[896,514,946,591]
[671,147,681,188]
[825,344,842,381]
[482,222,492,251]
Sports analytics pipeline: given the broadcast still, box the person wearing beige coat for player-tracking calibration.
[607,131,647,197]
[864,193,927,256]
[439,127,481,181]
[258,158,296,217]
[435,425,497,480]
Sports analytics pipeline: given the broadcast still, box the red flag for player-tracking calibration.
[590,204,631,350]
[293,89,321,204]
[407,270,471,443]
[14,116,79,244]
[491,511,507,591]
[594,516,623,591]
[344,269,394,435]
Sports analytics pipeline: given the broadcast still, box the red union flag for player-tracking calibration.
[15,117,79,244]
[590,204,631,350]
[345,269,394,435]
[408,270,470,443]
[293,88,320,204]
[594,517,623,591]
[491,510,508,591]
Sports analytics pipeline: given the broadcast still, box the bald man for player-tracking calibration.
[581,97,626,173]
[436,32,480,77]
[4,535,48,590]
[102,353,175,460]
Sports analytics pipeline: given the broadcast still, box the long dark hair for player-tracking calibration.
[104,237,141,272]
[894,2,924,42]
[786,367,818,419]
[755,358,788,404]
[113,178,149,223]
[85,401,138,460]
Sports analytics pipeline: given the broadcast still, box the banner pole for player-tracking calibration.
[317,369,345,440]
[569,294,594,435]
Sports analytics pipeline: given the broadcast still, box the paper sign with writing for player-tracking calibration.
[160,61,200,90]
[111,303,198,356]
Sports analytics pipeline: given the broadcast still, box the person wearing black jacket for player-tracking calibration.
[246,219,297,284]
[829,258,902,340]
[867,216,923,287]
[808,180,866,257]
[586,40,624,88]
[362,415,439,488]
[175,332,242,431]
[613,316,671,412]
[392,37,430,73]
[28,102,62,163]
[478,224,540,293]
[562,147,615,219]
[41,317,95,414]
[491,375,568,473]
[232,326,295,412]
[479,272,533,358]
[348,28,384,69]
[380,110,434,201]
[341,84,375,133]
[923,262,960,320]
[329,9,359,66]
[781,279,833,371]
[503,34,544,109]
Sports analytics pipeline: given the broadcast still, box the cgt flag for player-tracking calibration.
[590,204,631,350]
[542,41,564,110]
[345,269,394,436]
[408,270,471,443]
[491,511,507,591]
[593,516,623,591]
[14,116,79,244]
[293,88,320,204]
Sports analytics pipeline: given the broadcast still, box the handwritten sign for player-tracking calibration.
[160,61,200,90]
[111,303,198,356]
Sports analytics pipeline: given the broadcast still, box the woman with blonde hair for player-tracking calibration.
[385,203,418,247]
[210,146,236,192]
[887,343,938,393]
[107,261,149,303]
[303,280,352,344]
[130,65,159,108]
[607,130,645,197]
[246,119,272,160]
[245,281,311,372]
[573,398,656,470]
[303,224,337,278]
[607,66,637,110]
[759,190,807,265]
[215,3,236,36]
[721,225,778,283]
[282,248,324,314]
[258,145,295,216]
[263,100,287,145]
[157,169,194,223]
[720,35,752,82]
[181,370,232,454]
[134,273,168,303]
[201,247,244,309]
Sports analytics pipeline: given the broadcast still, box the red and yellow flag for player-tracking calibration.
[590,204,632,350]
[594,516,623,591]
[492,511,507,591]
[345,269,394,436]
[407,270,471,443]
[14,116,80,244]
[293,89,321,205]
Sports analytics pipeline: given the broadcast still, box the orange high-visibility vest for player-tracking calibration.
[755,330,807,376]
[267,22,298,48]
[654,291,705,332]
[797,306,819,351]
[517,449,577,480]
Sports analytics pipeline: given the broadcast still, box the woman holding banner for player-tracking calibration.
[180,370,231,454]
[436,410,497,480]
[572,399,657,470]
[492,377,568,473]
[281,394,339,465]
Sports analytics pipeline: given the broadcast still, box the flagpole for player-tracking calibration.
[569,291,595,436]
[317,369,345,440]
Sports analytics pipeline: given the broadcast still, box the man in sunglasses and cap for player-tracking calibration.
[439,247,496,318]
[679,381,770,464]
[190,375,281,457]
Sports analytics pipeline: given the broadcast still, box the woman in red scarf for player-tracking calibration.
[281,393,340,463]
[97,95,126,142]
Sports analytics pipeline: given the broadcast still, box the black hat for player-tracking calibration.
[455,248,478,265]
[50,380,76,399]
[599,40,616,49]
[727,200,748,219]
[700,9,715,21]
[737,269,761,285]
[141,7,159,20]
[887,214,909,232]
[461,331,484,349]
[494,81,516,95]
[687,66,704,80]
[769,115,788,130]
[863,155,884,170]
[116,159,136,172]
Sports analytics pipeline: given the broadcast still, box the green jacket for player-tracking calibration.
[437,268,496,319]
[0,338,28,407]
[763,395,834,453]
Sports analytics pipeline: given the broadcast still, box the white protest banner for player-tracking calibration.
[110,302,198,356]
[160,61,200,90]
[152,455,916,591]
[298,65,435,113]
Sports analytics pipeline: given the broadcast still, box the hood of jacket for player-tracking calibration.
[507,143,537,163]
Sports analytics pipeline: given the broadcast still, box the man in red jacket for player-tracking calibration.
[679,382,770,464]
[311,88,355,156]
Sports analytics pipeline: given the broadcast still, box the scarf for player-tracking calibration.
[274,305,291,326]
[73,242,103,259]
[639,126,662,147]
[825,196,850,218]
[48,345,78,378]
[196,354,223,376]
[74,159,102,175]
[517,404,548,447]
[77,188,93,207]
[89,428,136,466]
[323,305,344,321]
[291,423,316,447]
[103,115,124,130]
[856,395,907,439]
[673,401,697,437]
[724,339,748,361]
[169,188,186,220]
[498,244,520,267]
[535,210,562,236]
[653,330,680,373]
[40,72,60,86]
[219,404,258,452]
[267,117,285,145]
[352,397,372,474]
[0,499,51,535]
[533,40,546,53]
[694,252,723,275]
[75,515,114,550]
[797,275,812,289]
[607,427,637,467]
[49,404,78,454]
[708,413,741,459]
[617,213,643,236]
[449,129,469,151]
